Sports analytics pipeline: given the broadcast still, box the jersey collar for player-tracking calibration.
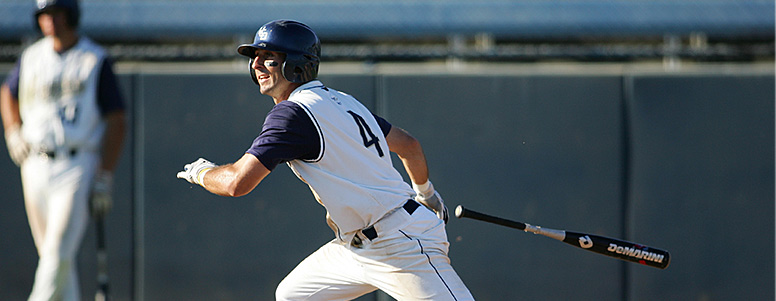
[290,80,324,98]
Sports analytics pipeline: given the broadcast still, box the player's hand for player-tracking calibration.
[177,158,216,186]
[90,170,113,218]
[4,126,30,166]
[413,180,449,224]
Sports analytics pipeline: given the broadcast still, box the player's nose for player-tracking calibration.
[251,58,263,70]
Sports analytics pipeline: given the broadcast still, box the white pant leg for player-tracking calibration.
[276,240,377,300]
[360,207,474,301]
[23,153,97,301]
[276,205,474,301]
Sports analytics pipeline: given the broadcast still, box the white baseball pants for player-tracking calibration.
[276,204,474,300]
[21,151,98,301]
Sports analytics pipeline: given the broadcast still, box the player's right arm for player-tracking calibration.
[0,83,21,129]
[1,62,30,166]
[177,154,270,197]
[178,100,317,196]
[1,61,22,131]
[200,154,271,197]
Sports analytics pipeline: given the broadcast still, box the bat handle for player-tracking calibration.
[95,217,109,301]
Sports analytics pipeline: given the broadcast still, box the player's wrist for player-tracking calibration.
[412,180,434,196]
[5,124,30,166]
[5,124,22,142]
[196,167,213,186]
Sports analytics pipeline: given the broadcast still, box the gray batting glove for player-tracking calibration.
[413,180,449,224]
[4,126,30,166]
[177,158,216,186]
[90,171,113,218]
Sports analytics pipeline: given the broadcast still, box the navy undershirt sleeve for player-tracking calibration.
[4,59,20,98]
[372,113,392,137]
[97,58,125,115]
[246,101,321,171]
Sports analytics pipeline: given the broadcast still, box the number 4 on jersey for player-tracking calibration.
[347,110,384,157]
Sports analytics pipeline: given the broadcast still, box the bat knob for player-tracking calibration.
[455,205,464,218]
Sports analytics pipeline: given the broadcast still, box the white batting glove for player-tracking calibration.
[90,170,114,218]
[4,126,30,166]
[177,158,216,186]
[413,180,449,224]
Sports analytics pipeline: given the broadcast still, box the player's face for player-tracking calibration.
[37,9,72,37]
[251,50,294,102]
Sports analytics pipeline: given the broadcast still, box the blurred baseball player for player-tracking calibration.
[0,0,126,300]
[177,20,473,300]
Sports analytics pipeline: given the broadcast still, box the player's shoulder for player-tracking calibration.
[74,37,108,56]
[268,100,307,121]
[23,36,53,56]
[273,99,303,111]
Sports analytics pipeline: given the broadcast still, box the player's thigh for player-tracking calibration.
[276,240,376,301]
[371,209,472,300]
[42,154,97,256]
[20,156,51,244]
[379,248,471,301]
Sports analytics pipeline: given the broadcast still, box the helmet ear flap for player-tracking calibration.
[248,58,258,85]
[282,53,319,83]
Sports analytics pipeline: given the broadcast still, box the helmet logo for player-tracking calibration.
[258,26,269,41]
[37,0,53,9]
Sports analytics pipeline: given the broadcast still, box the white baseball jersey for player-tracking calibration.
[247,80,416,241]
[286,81,415,236]
[18,36,107,153]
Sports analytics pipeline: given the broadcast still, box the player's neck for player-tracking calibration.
[272,83,303,104]
[51,31,79,53]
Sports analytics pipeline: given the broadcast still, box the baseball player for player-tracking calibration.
[0,0,126,300]
[177,20,474,300]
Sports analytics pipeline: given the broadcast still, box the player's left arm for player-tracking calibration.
[97,57,126,173]
[385,124,448,222]
[385,126,429,186]
[91,58,127,217]
[100,111,125,172]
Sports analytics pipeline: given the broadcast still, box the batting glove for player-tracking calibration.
[177,158,216,186]
[4,126,30,166]
[90,170,114,218]
[413,180,449,224]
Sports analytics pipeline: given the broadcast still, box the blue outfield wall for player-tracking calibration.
[0,64,773,300]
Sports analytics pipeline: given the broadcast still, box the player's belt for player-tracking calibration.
[354,200,420,246]
[41,148,78,159]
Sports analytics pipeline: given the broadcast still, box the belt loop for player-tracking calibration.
[403,199,420,215]
[352,200,419,246]
[362,226,378,241]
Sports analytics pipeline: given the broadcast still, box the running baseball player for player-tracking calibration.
[1,0,126,300]
[177,20,474,300]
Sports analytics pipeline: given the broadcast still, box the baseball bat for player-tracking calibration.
[95,217,110,301]
[454,205,670,269]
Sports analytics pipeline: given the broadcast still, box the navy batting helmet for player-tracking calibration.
[237,20,321,84]
[35,0,80,28]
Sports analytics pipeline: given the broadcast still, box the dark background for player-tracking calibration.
[1,65,772,300]
[0,0,773,300]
